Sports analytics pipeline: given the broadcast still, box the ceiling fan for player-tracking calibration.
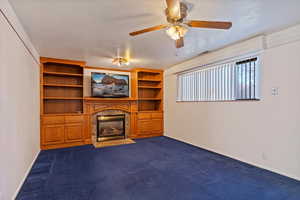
[129,0,232,48]
[112,48,130,66]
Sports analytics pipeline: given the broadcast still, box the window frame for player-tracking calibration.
[176,56,261,102]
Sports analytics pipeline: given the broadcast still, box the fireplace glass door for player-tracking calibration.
[97,114,125,142]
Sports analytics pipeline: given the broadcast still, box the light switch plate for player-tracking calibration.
[271,87,279,96]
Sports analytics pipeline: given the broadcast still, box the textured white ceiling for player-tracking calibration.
[9,0,300,69]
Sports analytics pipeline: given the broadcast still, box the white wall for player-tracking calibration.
[0,1,40,199]
[164,25,300,180]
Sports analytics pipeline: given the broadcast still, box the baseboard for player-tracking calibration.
[202,145,300,181]
[166,135,300,181]
[12,150,40,200]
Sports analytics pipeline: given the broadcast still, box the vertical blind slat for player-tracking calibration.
[177,57,259,102]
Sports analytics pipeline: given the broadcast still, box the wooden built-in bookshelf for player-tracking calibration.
[41,58,85,115]
[40,59,164,150]
[135,69,163,112]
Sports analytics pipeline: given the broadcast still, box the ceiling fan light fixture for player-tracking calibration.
[166,25,188,40]
[112,57,129,66]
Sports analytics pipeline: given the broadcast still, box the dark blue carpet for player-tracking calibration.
[17,136,300,200]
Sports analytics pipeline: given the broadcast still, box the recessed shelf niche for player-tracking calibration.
[136,70,163,112]
[42,62,84,114]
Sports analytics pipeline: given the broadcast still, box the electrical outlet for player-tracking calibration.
[271,87,279,96]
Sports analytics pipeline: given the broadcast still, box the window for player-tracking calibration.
[177,57,260,102]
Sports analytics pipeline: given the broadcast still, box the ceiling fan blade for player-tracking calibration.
[186,20,232,29]
[166,0,181,19]
[129,24,167,36]
[176,37,184,48]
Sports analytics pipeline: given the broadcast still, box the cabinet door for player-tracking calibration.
[137,119,163,136]
[42,116,64,125]
[42,124,65,145]
[137,120,153,135]
[65,123,84,143]
[151,112,163,119]
[151,119,163,133]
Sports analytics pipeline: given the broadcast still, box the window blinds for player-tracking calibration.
[177,57,259,102]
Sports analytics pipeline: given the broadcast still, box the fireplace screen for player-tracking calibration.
[97,114,125,142]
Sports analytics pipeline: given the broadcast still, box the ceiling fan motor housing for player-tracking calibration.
[165,2,188,24]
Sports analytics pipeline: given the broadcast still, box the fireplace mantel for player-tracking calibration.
[83,97,137,102]
[84,98,138,114]
[83,98,138,141]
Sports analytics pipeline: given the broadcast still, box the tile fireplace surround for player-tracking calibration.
[84,98,138,143]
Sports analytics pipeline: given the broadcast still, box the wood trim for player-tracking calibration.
[43,83,83,88]
[84,101,134,114]
[40,63,44,148]
[131,70,138,99]
[132,133,163,139]
[138,86,162,89]
[160,71,164,111]
[84,65,132,72]
[42,113,83,116]
[40,63,44,115]
[41,141,86,150]
[134,68,164,72]
[138,98,162,100]
[138,78,161,82]
[40,57,86,66]
[43,97,83,100]
[43,71,83,77]
[83,97,137,101]
[137,110,163,113]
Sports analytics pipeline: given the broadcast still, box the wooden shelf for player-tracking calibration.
[138,78,161,82]
[136,69,163,112]
[44,71,83,77]
[44,97,83,100]
[138,86,162,89]
[138,98,162,101]
[44,83,83,88]
[42,112,83,116]
[138,110,163,113]
[42,61,84,115]
[84,97,137,101]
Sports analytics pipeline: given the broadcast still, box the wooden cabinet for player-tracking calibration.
[150,119,163,133]
[135,68,163,112]
[65,115,84,123]
[42,124,65,145]
[40,57,85,115]
[42,116,64,125]
[65,123,84,143]
[40,59,164,149]
[41,115,85,149]
[137,120,153,135]
[136,112,163,138]
[133,68,164,138]
[137,112,152,120]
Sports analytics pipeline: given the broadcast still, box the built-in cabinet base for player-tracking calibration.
[40,57,164,150]
[136,112,163,138]
[41,115,88,150]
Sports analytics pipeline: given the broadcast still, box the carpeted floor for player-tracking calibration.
[17,136,300,200]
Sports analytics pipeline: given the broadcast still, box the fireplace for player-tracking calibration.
[97,114,126,142]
